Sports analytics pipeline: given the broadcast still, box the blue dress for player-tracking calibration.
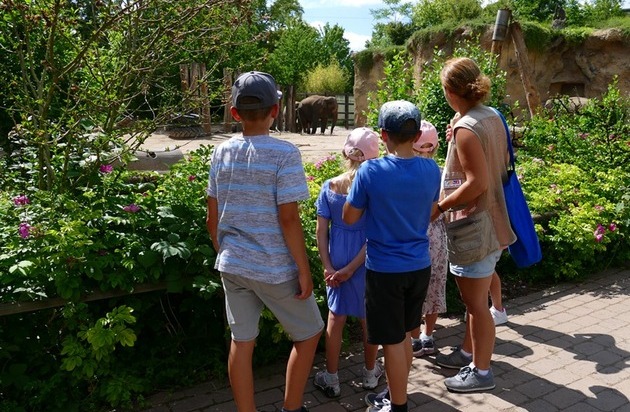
[315,179,367,318]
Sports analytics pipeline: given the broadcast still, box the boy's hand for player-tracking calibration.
[295,272,314,299]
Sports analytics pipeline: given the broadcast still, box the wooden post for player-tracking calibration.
[223,68,233,133]
[286,85,296,133]
[510,21,542,118]
[198,63,212,134]
[344,94,350,129]
[277,88,284,132]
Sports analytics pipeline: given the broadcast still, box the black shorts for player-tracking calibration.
[365,267,431,345]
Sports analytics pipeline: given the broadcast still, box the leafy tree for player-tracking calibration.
[564,0,625,27]
[318,23,353,91]
[267,0,305,31]
[0,0,266,192]
[370,0,413,23]
[266,22,353,92]
[369,0,414,47]
[265,21,322,87]
[411,0,483,30]
[509,0,566,22]
[304,61,350,95]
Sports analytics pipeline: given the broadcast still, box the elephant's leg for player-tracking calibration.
[320,116,328,134]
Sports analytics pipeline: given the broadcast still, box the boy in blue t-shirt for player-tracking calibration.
[343,100,441,412]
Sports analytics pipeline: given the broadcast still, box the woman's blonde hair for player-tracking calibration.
[440,57,491,103]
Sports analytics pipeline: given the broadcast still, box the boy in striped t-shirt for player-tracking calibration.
[206,71,324,412]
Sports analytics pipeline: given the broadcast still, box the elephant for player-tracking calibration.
[296,95,338,135]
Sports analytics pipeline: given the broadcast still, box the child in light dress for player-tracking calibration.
[313,127,383,398]
[410,120,448,357]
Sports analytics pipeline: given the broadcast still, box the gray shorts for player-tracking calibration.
[221,272,324,342]
[449,249,502,279]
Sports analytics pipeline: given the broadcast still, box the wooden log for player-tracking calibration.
[0,282,170,317]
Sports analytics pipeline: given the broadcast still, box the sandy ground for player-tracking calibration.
[130,128,350,170]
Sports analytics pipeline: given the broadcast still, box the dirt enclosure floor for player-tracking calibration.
[130,127,350,171]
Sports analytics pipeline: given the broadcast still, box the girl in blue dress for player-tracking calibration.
[313,127,383,398]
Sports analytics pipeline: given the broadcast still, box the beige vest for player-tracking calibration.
[442,105,516,248]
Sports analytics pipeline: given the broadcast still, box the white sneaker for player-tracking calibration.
[362,363,384,390]
[366,398,391,412]
[490,306,508,325]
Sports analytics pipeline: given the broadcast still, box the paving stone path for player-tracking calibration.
[142,267,630,412]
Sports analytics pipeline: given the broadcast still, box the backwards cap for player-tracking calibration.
[232,71,279,110]
[377,100,421,133]
[413,120,439,153]
[343,127,380,161]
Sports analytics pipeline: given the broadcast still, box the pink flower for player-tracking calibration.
[18,222,31,239]
[595,224,606,235]
[609,223,617,232]
[123,204,140,213]
[188,175,196,181]
[578,133,589,139]
[99,164,113,174]
[594,205,604,212]
[595,233,604,243]
[13,195,30,206]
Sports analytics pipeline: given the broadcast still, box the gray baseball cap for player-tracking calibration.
[377,100,421,133]
[232,71,279,110]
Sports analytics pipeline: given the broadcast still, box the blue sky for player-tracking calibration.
[301,0,630,52]
[301,0,383,52]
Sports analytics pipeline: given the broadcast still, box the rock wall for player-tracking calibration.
[354,27,630,125]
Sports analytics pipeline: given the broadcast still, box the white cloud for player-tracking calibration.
[302,0,383,9]
[344,31,370,52]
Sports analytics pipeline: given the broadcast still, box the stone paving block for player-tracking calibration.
[513,377,557,398]
[168,394,213,412]
[585,385,629,411]
[568,401,611,411]
[410,398,459,411]
[543,386,586,409]
[492,387,530,408]
[255,372,286,392]
[520,398,557,411]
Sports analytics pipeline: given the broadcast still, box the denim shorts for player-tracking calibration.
[221,272,324,342]
[449,249,502,279]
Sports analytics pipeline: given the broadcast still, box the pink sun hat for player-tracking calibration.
[413,120,439,153]
[343,127,380,161]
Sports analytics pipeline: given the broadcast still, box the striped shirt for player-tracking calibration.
[207,134,309,283]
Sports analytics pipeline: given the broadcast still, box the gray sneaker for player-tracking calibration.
[436,347,471,369]
[444,366,495,392]
[313,371,340,398]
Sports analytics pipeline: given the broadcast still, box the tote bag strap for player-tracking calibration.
[491,107,515,170]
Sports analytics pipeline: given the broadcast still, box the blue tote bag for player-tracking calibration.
[493,108,542,268]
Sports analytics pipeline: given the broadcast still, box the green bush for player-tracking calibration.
[1,77,628,410]
[303,61,350,95]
